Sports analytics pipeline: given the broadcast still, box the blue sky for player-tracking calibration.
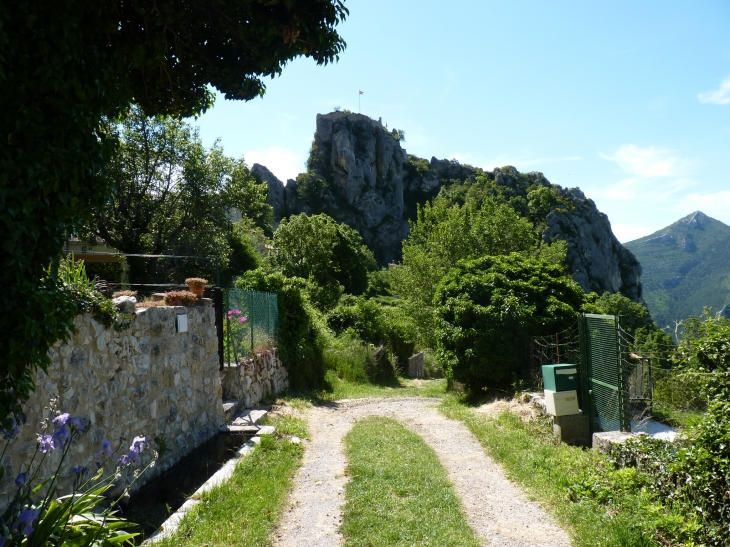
[194,0,730,243]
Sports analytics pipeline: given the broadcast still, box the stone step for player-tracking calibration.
[232,408,267,425]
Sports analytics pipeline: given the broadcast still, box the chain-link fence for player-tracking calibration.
[223,288,279,364]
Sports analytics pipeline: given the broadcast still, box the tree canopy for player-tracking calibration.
[434,253,586,390]
[0,1,347,419]
[271,213,376,310]
[83,107,270,284]
[391,198,537,346]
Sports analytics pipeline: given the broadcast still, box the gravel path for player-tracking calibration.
[272,397,571,547]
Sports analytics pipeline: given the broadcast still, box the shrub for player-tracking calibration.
[434,253,585,390]
[59,257,124,328]
[236,269,327,390]
[326,297,415,373]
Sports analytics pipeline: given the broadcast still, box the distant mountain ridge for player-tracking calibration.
[624,211,730,328]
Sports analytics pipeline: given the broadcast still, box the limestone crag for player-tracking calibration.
[257,111,643,300]
[544,187,642,301]
[251,163,286,224]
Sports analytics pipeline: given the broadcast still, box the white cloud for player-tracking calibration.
[600,144,682,178]
[244,147,305,183]
[677,191,730,217]
[698,77,730,105]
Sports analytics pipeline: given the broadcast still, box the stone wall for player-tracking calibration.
[0,304,224,508]
[220,348,289,408]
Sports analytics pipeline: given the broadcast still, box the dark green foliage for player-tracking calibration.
[393,198,537,347]
[624,212,730,329]
[83,108,271,284]
[365,268,394,298]
[236,269,326,391]
[327,297,415,375]
[272,214,377,310]
[582,291,654,335]
[434,253,585,390]
[0,0,347,418]
[603,313,730,546]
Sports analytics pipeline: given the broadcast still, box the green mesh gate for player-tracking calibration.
[579,314,630,433]
[224,288,279,364]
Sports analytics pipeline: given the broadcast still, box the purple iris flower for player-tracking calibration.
[118,450,138,466]
[14,472,27,487]
[52,413,70,427]
[52,425,70,448]
[13,508,39,537]
[130,435,146,454]
[37,434,54,453]
[67,417,83,431]
[96,438,113,458]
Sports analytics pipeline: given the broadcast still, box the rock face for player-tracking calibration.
[544,187,642,301]
[251,163,286,224]
[259,111,643,300]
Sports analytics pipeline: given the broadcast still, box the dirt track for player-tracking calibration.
[272,397,571,547]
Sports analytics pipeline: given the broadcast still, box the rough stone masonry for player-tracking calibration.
[0,304,224,508]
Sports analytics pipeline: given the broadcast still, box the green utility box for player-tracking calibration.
[542,364,579,392]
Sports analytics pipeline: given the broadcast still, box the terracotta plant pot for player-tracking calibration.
[187,284,205,298]
[185,277,208,298]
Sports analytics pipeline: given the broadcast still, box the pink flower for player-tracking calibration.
[238,316,248,323]
[227,309,242,316]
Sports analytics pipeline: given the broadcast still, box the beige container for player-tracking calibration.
[544,389,580,416]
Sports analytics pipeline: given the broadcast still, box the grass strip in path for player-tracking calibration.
[440,398,698,547]
[342,416,480,547]
[152,415,306,547]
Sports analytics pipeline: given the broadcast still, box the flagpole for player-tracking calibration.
[359,92,361,113]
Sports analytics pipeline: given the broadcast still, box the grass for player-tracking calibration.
[152,415,307,547]
[341,416,480,547]
[278,375,448,408]
[650,402,705,429]
[440,397,697,547]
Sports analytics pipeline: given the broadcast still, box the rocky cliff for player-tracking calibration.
[255,111,643,301]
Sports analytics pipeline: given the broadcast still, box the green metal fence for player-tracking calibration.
[579,314,631,433]
[223,288,279,364]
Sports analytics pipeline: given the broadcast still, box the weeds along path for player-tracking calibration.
[271,397,571,547]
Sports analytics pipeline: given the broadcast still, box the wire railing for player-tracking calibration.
[223,288,279,365]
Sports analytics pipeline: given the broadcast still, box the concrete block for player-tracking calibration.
[592,430,641,454]
[552,413,591,446]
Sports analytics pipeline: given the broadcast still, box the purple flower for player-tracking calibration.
[130,435,146,454]
[14,472,27,487]
[52,413,70,427]
[118,450,138,466]
[67,417,83,431]
[238,316,248,323]
[37,434,54,453]
[13,508,39,537]
[96,438,112,458]
[52,425,70,448]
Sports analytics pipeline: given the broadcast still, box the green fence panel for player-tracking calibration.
[223,288,279,364]
[579,314,630,433]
